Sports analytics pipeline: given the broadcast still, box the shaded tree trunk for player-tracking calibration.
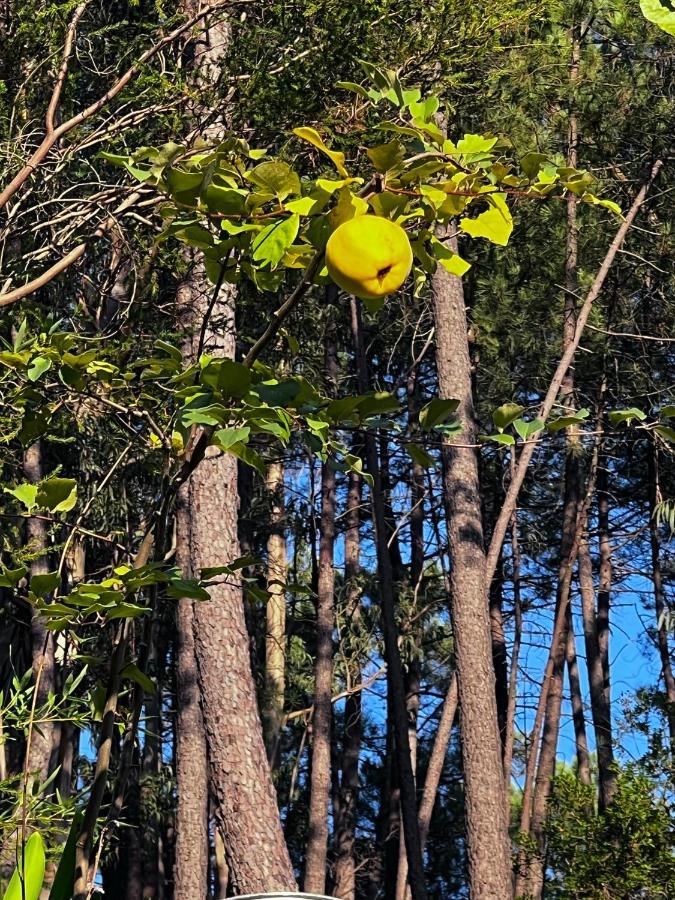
[647,442,675,755]
[351,298,428,900]
[490,550,509,755]
[565,608,591,786]
[23,441,57,788]
[578,528,616,809]
[333,467,363,900]
[173,283,210,900]
[396,384,426,900]
[305,304,339,894]
[431,238,512,898]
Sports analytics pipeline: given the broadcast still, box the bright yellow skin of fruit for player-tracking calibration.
[325,215,413,300]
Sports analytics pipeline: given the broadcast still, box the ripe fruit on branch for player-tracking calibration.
[325,215,413,300]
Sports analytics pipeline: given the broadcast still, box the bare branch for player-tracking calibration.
[0,0,251,211]
[0,191,144,306]
[45,2,91,135]
[484,158,663,588]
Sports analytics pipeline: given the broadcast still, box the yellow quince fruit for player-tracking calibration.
[325,215,413,300]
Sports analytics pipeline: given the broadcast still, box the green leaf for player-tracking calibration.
[456,134,498,155]
[13,317,28,350]
[366,140,405,173]
[640,0,675,35]
[336,80,370,98]
[166,579,211,601]
[4,483,38,510]
[27,356,52,382]
[228,442,266,474]
[292,127,349,177]
[429,238,471,276]
[0,565,28,587]
[460,193,513,246]
[285,190,331,216]
[329,186,369,226]
[246,161,301,200]
[513,418,545,440]
[660,405,675,418]
[356,393,401,419]
[479,433,516,445]
[213,426,251,451]
[419,398,461,430]
[547,409,590,431]
[609,407,647,426]
[251,214,300,268]
[520,152,550,180]
[201,183,247,215]
[106,602,148,619]
[326,396,363,424]
[49,811,84,900]
[492,403,525,432]
[36,477,77,513]
[4,832,46,900]
[581,193,622,217]
[654,424,675,443]
[404,443,436,468]
[201,554,259,579]
[163,167,204,203]
[121,663,156,695]
[201,359,251,398]
[30,572,60,598]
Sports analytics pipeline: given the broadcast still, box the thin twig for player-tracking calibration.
[484,158,663,589]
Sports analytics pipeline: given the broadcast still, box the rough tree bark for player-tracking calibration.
[180,261,296,893]
[305,303,339,894]
[23,441,57,788]
[431,239,512,898]
[173,470,209,899]
[263,457,287,765]
[503,472,523,791]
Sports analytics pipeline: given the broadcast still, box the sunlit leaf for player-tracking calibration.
[292,127,349,177]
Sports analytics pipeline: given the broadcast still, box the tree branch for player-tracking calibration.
[45,2,91,135]
[0,191,143,306]
[484,158,663,589]
[0,0,250,211]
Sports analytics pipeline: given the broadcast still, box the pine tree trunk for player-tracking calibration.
[503,481,523,791]
[23,441,57,788]
[578,526,616,809]
[333,467,363,900]
[565,608,591,786]
[489,552,509,755]
[173,282,211,900]
[305,306,338,894]
[263,458,287,765]
[182,263,296,893]
[647,443,675,755]
[351,298,428,900]
[431,238,512,898]
[524,40,583,892]
[396,391,425,900]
